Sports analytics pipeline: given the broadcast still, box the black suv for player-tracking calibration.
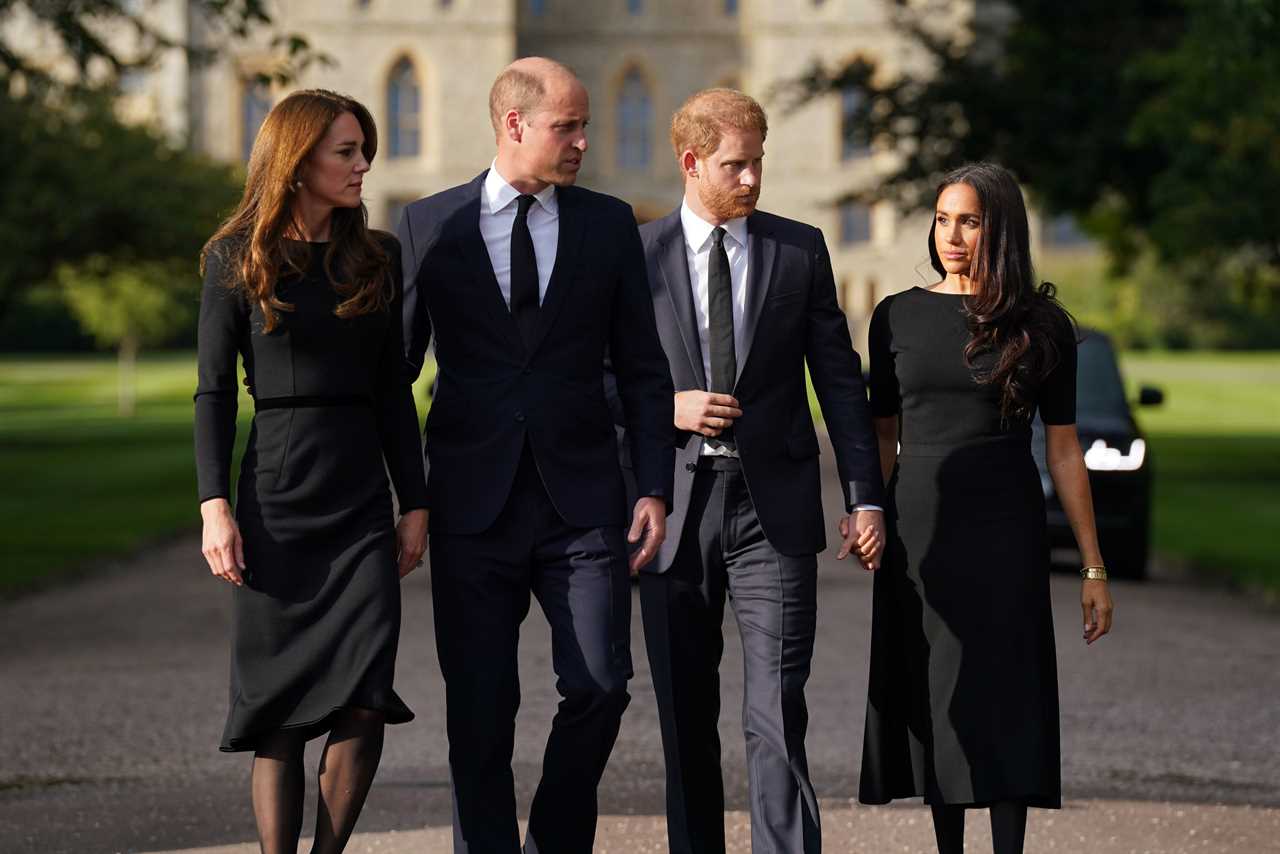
[1032,330,1163,579]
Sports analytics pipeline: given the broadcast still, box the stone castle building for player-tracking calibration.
[18,0,1046,345]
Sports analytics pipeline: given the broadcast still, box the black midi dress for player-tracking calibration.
[858,286,1076,809]
[194,236,427,752]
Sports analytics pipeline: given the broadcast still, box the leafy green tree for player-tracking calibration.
[1,1,327,91]
[1,1,329,325]
[56,254,196,414]
[789,0,1280,344]
[2,90,240,323]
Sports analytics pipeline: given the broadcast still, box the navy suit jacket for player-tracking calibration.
[617,207,884,567]
[398,172,674,535]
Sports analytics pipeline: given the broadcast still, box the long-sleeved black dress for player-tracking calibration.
[195,236,427,752]
[859,286,1076,808]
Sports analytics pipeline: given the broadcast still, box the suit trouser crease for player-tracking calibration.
[431,448,632,854]
[642,466,821,854]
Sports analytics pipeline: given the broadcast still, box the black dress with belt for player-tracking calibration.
[194,236,427,752]
[859,286,1076,808]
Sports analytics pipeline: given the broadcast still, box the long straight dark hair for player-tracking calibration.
[928,162,1071,420]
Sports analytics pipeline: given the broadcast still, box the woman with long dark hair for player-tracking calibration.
[195,89,428,853]
[858,162,1113,853]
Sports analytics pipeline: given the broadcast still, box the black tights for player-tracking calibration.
[930,802,1028,854]
[251,708,387,854]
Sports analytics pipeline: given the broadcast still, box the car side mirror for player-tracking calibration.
[1137,385,1164,407]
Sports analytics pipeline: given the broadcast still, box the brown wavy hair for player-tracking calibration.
[928,162,1074,420]
[200,89,390,332]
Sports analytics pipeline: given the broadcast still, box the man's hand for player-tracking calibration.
[396,508,429,578]
[674,391,742,437]
[837,508,885,571]
[627,497,667,575]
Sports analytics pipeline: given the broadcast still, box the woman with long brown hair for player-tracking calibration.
[858,162,1114,854]
[194,89,427,853]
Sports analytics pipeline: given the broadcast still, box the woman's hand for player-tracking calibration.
[1082,579,1113,644]
[396,509,429,578]
[201,498,245,586]
[837,509,884,570]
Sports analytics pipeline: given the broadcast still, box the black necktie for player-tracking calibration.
[707,226,736,448]
[510,194,539,346]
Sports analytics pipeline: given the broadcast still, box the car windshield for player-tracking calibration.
[1076,333,1128,415]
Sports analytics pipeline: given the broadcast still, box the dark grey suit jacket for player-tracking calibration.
[618,207,884,568]
[398,172,674,535]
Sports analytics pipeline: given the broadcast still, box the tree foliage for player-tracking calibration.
[1,0,326,326]
[793,2,1275,260]
[2,90,240,321]
[787,0,1280,345]
[56,253,197,413]
[57,254,194,348]
[1,0,328,91]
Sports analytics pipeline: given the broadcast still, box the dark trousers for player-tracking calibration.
[430,448,633,854]
[640,460,821,854]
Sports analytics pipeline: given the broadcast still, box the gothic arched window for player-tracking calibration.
[616,68,651,172]
[841,86,870,161]
[839,200,872,245]
[240,79,271,161]
[387,58,421,158]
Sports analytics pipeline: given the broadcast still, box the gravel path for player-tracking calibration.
[3,450,1277,853]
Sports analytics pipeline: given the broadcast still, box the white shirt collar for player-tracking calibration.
[680,199,747,252]
[484,160,559,216]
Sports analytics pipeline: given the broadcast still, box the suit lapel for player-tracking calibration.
[526,185,584,358]
[656,211,708,390]
[454,171,526,353]
[736,213,777,386]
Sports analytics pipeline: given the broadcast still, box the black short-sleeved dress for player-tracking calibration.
[858,286,1076,809]
[194,235,427,752]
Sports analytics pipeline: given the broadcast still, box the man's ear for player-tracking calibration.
[681,150,699,179]
[504,109,523,143]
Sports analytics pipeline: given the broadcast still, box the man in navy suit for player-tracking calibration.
[397,57,673,854]
[617,88,886,853]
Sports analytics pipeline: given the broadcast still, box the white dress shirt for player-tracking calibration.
[680,202,749,458]
[678,202,882,513]
[480,161,559,307]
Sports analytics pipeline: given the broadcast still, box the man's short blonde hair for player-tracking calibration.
[670,87,768,162]
[488,57,577,134]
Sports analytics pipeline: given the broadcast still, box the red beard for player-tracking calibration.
[699,181,759,220]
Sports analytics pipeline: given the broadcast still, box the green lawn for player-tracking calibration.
[807,351,1280,594]
[0,352,434,596]
[0,354,201,593]
[1,351,1275,597]
[1120,352,1280,595]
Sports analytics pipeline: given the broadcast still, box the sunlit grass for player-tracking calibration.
[2,350,1274,595]
[806,351,1280,593]
[1121,352,1280,593]
[0,352,435,596]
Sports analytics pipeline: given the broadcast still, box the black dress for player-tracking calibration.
[859,286,1076,809]
[194,236,427,752]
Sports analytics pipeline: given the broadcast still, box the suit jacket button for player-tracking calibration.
[515,411,526,422]
[685,462,697,472]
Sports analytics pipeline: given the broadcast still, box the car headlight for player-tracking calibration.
[1084,438,1146,471]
